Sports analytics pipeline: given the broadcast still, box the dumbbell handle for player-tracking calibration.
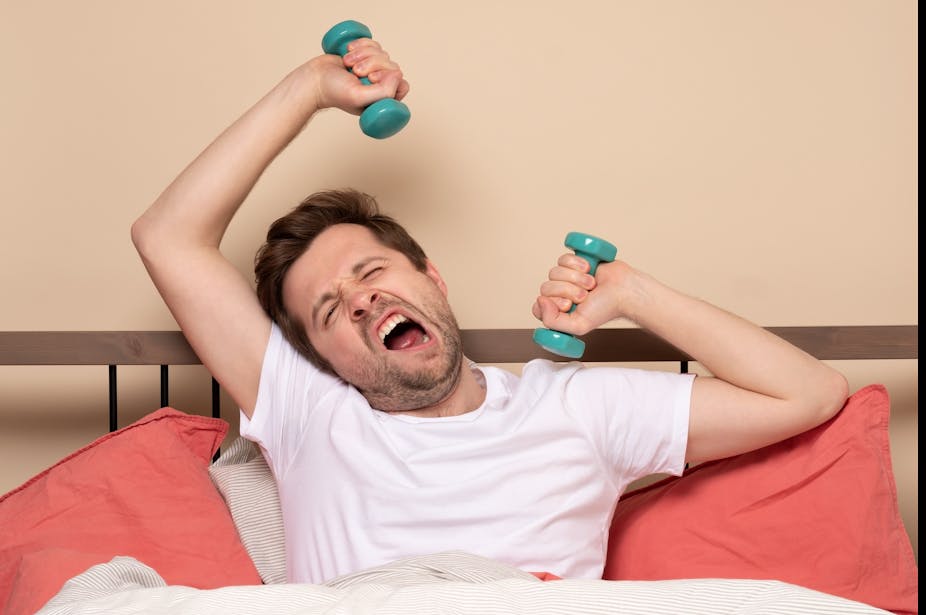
[321,20,410,139]
[532,233,618,358]
[567,250,607,314]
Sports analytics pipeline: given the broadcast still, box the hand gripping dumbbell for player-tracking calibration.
[533,232,618,359]
[321,20,411,139]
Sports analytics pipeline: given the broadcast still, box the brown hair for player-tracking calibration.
[254,189,428,371]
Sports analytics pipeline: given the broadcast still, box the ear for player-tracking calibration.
[424,259,448,297]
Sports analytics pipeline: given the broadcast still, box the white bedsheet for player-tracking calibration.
[38,551,891,615]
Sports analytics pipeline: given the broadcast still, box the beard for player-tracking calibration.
[336,294,465,413]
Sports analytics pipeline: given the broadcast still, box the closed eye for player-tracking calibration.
[323,301,338,326]
[362,266,384,280]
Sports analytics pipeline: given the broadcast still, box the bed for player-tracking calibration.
[0,326,918,614]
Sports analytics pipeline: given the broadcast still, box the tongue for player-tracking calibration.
[386,325,426,350]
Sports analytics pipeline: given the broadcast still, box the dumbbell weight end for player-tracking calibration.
[321,20,410,139]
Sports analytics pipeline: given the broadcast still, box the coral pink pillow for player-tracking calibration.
[604,384,917,615]
[0,407,261,615]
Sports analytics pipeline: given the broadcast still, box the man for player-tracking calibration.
[132,38,848,584]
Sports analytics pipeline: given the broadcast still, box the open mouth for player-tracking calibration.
[378,314,431,351]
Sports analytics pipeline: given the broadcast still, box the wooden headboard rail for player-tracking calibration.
[1,326,915,434]
[0,326,918,366]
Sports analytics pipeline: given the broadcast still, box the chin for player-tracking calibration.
[361,353,464,413]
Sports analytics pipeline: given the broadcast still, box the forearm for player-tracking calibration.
[610,264,848,461]
[619,268,842,405]
[132,61,321,253]
[606,267,849,465]
[537,254,849,459]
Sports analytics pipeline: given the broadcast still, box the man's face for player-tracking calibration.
[282,223,464,412]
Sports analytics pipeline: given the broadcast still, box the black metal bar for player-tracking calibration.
[211,377,221,419]
[160,365,169,407]
[680,360,689,374]
[212,377,222,461]
[108,365,117,432]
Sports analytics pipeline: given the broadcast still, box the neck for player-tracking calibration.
[393,359,486,418]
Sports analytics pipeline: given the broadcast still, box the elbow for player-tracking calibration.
[815,367,850,424]
[130,217,145,252]
[131,212,159,260]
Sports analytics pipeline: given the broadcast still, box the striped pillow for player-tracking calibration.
[209,437,286,584]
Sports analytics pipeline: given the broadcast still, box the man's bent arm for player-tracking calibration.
[534,257,849,464]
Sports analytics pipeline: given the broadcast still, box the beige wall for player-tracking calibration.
[1,1,917,556]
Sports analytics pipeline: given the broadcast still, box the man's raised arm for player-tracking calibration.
[131,42,408,416]
[533,255,849,464]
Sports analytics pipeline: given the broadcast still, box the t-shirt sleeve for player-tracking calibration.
[239,322,348,479]
[562,365,693,484]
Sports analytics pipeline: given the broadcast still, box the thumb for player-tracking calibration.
[354,69,403,106]
[534,296,567,330]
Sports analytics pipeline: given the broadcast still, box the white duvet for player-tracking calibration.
[38,551,890,615]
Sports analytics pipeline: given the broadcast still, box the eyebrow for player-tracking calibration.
[310,256,384,328]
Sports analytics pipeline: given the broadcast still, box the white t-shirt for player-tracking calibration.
[241,323,693,584]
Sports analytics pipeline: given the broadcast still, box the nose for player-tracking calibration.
[346,284,380,321]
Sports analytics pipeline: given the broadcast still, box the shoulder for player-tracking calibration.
[499,359,584,406]
[520,358,582,382]
[256,322,352,410]
[518,360,694,408]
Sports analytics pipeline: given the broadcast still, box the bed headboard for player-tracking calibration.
[0,326,917,431]
[1,326,918,364]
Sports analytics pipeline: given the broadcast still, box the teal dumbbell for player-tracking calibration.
[533,232,618,359]
[321,20,411,139]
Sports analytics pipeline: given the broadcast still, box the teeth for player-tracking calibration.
[378,314,409,343]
